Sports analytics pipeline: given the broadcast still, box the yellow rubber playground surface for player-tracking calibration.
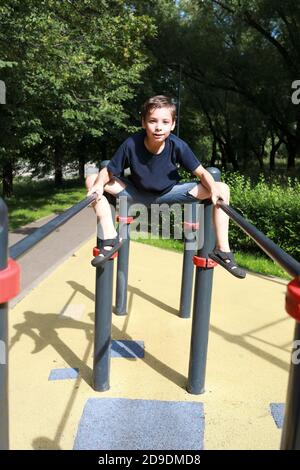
[9,239,294,450]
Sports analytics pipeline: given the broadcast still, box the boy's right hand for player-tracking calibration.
[87,181,104,200]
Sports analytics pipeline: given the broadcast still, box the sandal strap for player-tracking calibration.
[214,250,240,271]
[99,236,119,248]
[209,249,246,279]
[214,250,234,262]
[91,235,124,267]
[98,245,114,256]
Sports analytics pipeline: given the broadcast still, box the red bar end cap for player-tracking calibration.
[0,258,20,303]
[286,278,300,322]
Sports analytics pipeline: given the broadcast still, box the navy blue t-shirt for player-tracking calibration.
[107,130,200,194]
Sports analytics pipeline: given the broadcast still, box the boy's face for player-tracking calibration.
[142,107,175,144]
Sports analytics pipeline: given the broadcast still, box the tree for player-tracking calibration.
[0,0,155,195]
[136,0,300,171]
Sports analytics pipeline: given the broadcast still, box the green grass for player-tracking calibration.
[131,233,290,280]
[234,252,290,280]
[130,232,184,252]
[4,178,87,230]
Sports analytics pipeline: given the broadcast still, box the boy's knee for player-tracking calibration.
[218,181,230,194]
[85,173,98,190]
[217,182,230,203]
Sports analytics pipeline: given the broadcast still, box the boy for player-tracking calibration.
[87,95,246,278]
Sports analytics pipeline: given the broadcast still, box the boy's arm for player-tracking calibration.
[87,139,128,198]
[193,164,225,205]
[87,167,111,198]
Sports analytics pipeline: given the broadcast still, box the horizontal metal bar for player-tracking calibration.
[10,193,97,260]
[219,200,300,278]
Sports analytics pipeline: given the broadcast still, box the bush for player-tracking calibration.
[223,173,300,261]
[156,170,299,263]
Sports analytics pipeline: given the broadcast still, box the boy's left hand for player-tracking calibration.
[210,187,224,206]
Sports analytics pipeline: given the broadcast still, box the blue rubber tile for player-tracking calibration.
[270,403,285,428]
[48,368,79,381]
[74,398,205,450]
[111,340,144,358]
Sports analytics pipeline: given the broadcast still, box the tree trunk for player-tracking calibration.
[286,137,296,169]
[2,159,13,197]
[101,140,108,163]
[210,137,217,166]
[269,148,275,172]
[54,143,63,187]
[269,134,283,171]
[77,137,86,181]
[78,154,85,182]
[254,150,265,172]
[225,142,239,171]
[218,141,227,170]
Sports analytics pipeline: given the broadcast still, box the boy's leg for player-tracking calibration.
[188,182,245,278]
[156,180,245,277]
[188,182,230,251]
[85,174,126,240]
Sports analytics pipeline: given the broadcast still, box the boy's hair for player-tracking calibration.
[141,95,176,122]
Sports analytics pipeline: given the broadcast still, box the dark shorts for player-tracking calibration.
[114,177,199,208]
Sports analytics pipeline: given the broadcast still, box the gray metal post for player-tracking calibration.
[115,195,131,316]
[100,160,110,171]
[99,160,131,316]
[187,167,221,394]
[179,202,198,318]
[115,226,130,316]
[281,321,300,449]
[0,198,9,449]
[93,239,115,392]
[100,158,131,316]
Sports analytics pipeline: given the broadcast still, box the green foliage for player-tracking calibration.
[138,0,300,172]
[2,0,300,198]
[162,168,299,264]
[223,172,300,260]
[0,0,156,191]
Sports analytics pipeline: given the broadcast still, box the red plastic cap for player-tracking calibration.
[93,247,100,257]
[183,221,200,230]
[193,256,218,269]
[286,278,300,322]
[0,258,20,303]
[116,215,134,224]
